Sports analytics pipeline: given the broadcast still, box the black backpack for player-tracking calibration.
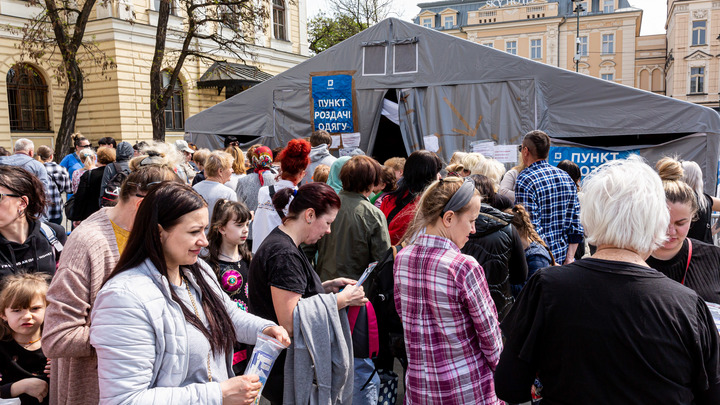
[101,163,129,207]
[364,245,407,369]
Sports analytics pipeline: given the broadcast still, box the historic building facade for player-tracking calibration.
[0,0,309,149]
[416,0,677,99]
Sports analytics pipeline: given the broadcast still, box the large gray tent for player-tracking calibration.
[185,18,720,193]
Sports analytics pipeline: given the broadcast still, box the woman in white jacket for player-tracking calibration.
[90,182,289,405]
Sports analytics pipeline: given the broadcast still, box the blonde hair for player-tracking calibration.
[461,153,486,175]
[656,156,699,218]
[473,158,506,185]
[193,148,211,168]
[204,151,234,177]
[312,164,330,183]
[128,142,182,172]
[0,273,50,340]
[79,148,96,170]
[449,151,467,165]
[225,146,246,175]
[445,163,465,175]
[401,177,480,244]
[384,157,406,173]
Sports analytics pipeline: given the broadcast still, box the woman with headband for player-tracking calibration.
[394,177,503,404]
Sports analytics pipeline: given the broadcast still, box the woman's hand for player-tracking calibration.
[220,375,262,405]
[322,277,356,293]
[337,284,368,309]
[11,378,48,402]
[262,325,291,347]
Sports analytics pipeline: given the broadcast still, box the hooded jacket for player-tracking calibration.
[100,142,133,198]
[0,219,66,280]
[303,144,337,184]
[461,204,527,321]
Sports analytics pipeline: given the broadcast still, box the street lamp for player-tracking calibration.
[572,0,585,72]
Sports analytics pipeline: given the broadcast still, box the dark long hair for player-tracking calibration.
[107,182,236,355]
[0,166,46,220]
[386,150,442,212]
[205,199,252,270]
[272,182,341,224]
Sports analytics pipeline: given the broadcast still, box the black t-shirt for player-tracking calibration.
[0,220,66,283]
[248,226,325,323]
[247,226,325,403]
[495,258,720,405]
[688,193,714,243]
[0,339,48,405]
[646,238,720,304]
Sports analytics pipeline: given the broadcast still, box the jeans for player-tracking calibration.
[353,357,379,405]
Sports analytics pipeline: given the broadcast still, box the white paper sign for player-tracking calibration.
[341,132,361,148]
[423,135,439,153]
[330,135,341,149]
[494,144,519,164]
[472,141,495,158]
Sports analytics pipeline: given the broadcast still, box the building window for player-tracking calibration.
[506,41,517,55]
[153,0,177,15]
[483,42,494,48]
[601,73,614,81]
[690,67,705,93]
[692,21,706,46]
[578,36,588,56]
[443,15,453,29]
[273,0,286,41]
[531,39,542,59]
[7,64,50,132]
[162,70,184,130]
[602,34,614,54]
[576,1,588,14]
[603,0,614,13]
[422,18,433,28]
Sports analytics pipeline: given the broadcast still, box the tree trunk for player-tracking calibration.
[54,63,83,160]
[149,0,171,142]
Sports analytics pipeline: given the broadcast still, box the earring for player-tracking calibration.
[307,220,312,224]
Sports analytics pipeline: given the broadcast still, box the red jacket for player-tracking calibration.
[380,193,419,245]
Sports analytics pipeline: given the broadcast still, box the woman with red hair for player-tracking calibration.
[251,139,311,253]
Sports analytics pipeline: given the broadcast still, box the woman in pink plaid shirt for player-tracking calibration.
[394,177,503,405]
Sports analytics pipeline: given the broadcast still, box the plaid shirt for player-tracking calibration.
[515,160,583,264]
[394,234,503,405]
[44,161,71,221]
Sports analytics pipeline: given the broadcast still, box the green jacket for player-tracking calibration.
[316,190,391,281]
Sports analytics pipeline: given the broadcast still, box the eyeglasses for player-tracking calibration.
[0,193,21,202]
[79,144,91,149]
[518,145,525,152]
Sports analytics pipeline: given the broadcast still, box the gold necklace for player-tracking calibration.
[19,337,41,348]
[183,275,212,382]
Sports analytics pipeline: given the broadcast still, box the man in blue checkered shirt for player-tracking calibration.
[515,130,583,264]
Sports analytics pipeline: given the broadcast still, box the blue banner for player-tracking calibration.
[312,74,354,133]
[548,146,639,177]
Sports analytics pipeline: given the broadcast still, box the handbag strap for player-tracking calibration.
[681,239,693,285]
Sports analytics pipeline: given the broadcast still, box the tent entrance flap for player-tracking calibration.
[369,89,407,162]
[397,80,535,162]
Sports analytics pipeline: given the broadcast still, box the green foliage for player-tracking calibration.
[308,12,367,55]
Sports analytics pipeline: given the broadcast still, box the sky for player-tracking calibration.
[306,0,667,36]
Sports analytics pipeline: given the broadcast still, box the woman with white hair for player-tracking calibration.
[681,160,720,243]
[495,156,720,404]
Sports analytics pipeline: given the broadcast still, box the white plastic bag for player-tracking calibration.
[244,332,289,404]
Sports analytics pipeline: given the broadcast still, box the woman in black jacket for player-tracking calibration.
[460,174,527,321]
[0,166,66,282]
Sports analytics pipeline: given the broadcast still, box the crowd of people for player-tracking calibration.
[0,128,718,405]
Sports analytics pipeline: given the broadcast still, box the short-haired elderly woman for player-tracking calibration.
[90,182,289,404]
[394,177,503,404]
[495,156,720,404]
[193,151,237,223]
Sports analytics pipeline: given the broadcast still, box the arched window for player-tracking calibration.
[162,70,184,130]
[273,0,286,41]
[7,64,50,131]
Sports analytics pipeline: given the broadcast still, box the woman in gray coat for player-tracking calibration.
[90,182,289,405]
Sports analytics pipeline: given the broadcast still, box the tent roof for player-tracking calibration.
[185,18,720,140]
[196,61,273,89]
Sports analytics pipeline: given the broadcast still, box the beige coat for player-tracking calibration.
[43,208,120,405]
